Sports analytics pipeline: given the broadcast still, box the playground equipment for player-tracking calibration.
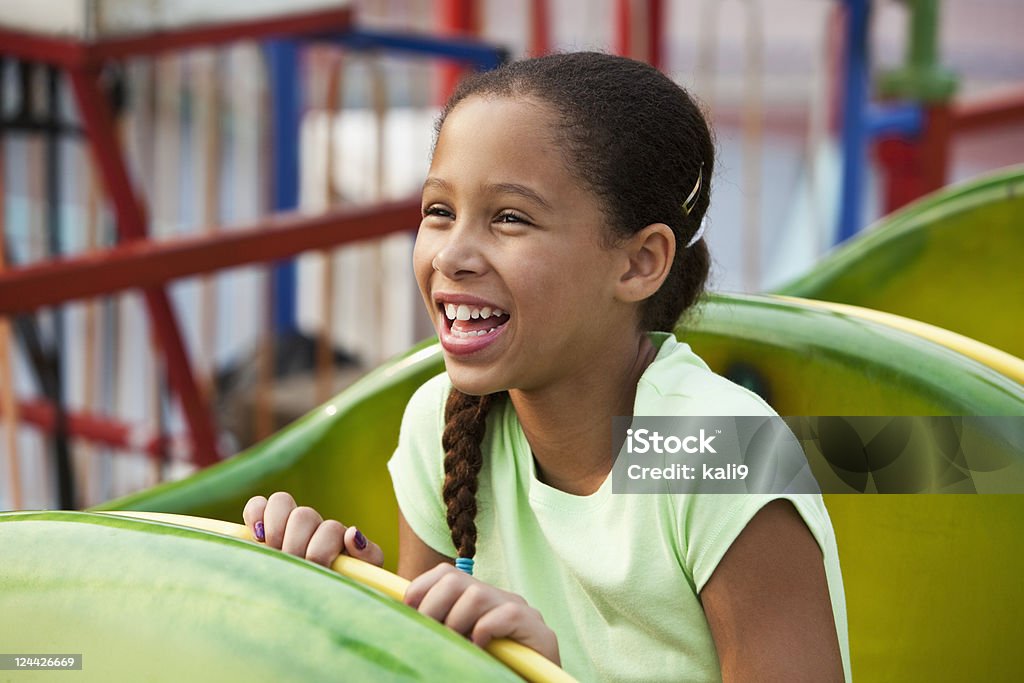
[0,1,365,474]
[73,292,1022,679]
[778,166,1024,361]
[842,0,1024,242]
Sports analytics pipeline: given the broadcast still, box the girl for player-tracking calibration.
[244,52,850,681]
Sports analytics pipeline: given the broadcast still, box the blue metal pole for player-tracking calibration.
[838,0,870,244]
[265,39,300,334]
[323,28,508,70]
[866,102,923,139]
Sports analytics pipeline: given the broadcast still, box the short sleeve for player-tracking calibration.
[680,493,831,593]
[386,373,458,557]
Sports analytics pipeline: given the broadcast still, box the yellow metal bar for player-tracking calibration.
[774,296,1024,384]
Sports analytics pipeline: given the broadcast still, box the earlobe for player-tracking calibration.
[616,223,675,303]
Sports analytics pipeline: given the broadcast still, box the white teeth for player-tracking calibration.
[440,301,508,325]
[451,326,498,339]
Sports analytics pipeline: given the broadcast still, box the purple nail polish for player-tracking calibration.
[354,528,367,551]
[254,521,265,541]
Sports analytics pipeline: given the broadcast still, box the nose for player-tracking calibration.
[431,222,488,280]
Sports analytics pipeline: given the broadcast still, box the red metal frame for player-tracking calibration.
[879,86,1024,215]
[0,198,422,314]
[1,399,172,459]
[646,0,664,70]
[615,0,632,59]
[0,8,352,68]
[615,0,664,68]
[0,8,353,467]
[952,87,1024,133]
[66,66,215,467]
[876,104,952,215]
[438,0,480,103]
[528,0,551,57]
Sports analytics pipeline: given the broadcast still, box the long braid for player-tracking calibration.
[442,389,502,563]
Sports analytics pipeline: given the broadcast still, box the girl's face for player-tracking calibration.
[414,95,636,396]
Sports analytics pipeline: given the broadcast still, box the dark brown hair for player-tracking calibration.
[438,52,713,562]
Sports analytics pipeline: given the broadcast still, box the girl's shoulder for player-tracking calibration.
[639,333,777,417]
[408,371,453,409]
[400,372,452,436]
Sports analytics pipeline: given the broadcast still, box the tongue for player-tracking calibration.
[452,314,509,333]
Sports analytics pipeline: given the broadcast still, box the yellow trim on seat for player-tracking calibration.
[773,296,1024,385]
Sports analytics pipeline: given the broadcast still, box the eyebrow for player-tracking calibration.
[422,177,455,194]
[487,182,553,212]
[422,177,553,212]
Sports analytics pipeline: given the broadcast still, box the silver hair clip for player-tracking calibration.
[683,164,705,248]
[683,164,703,216]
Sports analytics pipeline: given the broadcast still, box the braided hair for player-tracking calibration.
[442,390,503,560]
[436,52,714,565]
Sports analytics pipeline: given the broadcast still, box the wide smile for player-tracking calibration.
[434,294,512,356]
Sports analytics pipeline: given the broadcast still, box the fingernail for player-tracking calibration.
[254,521,265,541]
[354,528,367,551]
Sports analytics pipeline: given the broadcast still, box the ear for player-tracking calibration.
[614,223,675,304]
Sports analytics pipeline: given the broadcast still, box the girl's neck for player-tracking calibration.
[509,333,657,496]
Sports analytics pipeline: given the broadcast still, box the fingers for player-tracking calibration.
[343,526,385,567]
[471,603,560,666]
[405,562,461,610]
[470,601,522,648]
[444,582,502,636]
[262,491,297,549]
[281,506,324,558]
[241,492,383,569]
[405,563,560,666]
[470,602,535,647]
[412,566,472,624]
[306,519,346,567]
[242,495,267,540]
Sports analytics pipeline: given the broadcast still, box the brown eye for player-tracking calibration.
[423,206,454,219]
[496,211,529,225]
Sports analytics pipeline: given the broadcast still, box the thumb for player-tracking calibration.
[344,526,385,567]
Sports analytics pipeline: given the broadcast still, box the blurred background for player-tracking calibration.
[1,0,1021,510]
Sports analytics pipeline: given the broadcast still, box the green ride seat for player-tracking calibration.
[0,509,524,682]
[777,165,1024,361]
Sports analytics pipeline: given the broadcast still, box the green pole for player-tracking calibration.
[879,0,957,103]
[909,0,939,70]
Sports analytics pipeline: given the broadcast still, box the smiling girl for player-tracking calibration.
[244,52,850,681]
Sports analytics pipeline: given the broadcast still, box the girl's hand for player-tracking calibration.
[243,491,384,568]
[405,562,561,666]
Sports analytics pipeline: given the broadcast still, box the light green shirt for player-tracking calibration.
[388,333,851,682]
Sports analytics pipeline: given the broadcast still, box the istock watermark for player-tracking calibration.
[612,416,1024,495]
[625,428,718,454]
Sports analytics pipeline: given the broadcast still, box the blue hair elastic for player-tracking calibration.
[455,557,475,575]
